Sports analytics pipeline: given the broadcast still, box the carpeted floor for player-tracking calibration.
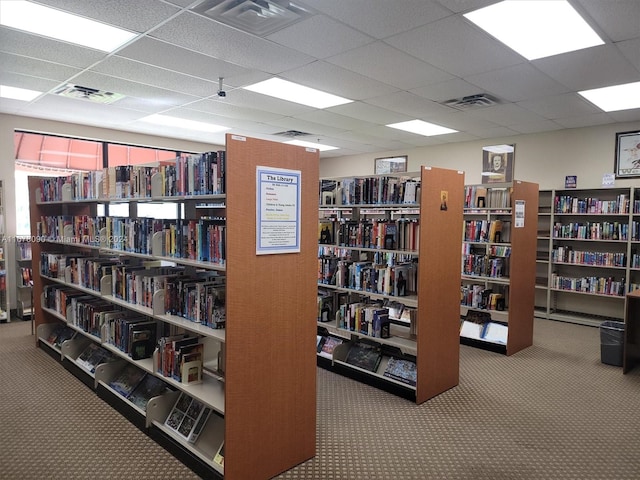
[0,317,638,480]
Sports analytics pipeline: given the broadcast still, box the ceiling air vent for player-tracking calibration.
[272,129,312,137]
[443,93,499,110]
[53,84,125,104]
[192,0,315,36]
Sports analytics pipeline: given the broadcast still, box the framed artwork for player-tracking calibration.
[481,144,515,183]
[375,155,407,174]
[615,130,640,178]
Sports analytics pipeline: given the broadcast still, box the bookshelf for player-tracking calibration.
[461,180,539,355]
[29,134,318,480]
[15,237,33,320]
[534,187,640,327]
[0,180,6,322]
[317,166,464,404]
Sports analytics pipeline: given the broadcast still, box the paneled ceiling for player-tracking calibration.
[1,0,639,158]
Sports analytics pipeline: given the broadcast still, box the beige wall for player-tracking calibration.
[320,121,640,191]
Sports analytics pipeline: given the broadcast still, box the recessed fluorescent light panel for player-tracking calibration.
[386,120,457,137]
[0,0,137,52]
[284,139,339,152]
[464,0,604,60]
[578,82,640,112]
[140,114,229,133]
[243,78,353,109]
[0,85,42,101]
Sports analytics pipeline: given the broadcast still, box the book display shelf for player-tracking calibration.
[534,187,640,327]
[30,134,318,480]
[15,237,33,320]
[461,180,539,355]
[317,166,464,404]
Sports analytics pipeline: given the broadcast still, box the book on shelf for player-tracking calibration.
[164,392,212,443]
[108,363,147,397]
[459,318,508,345]
[318,336,344,359]
[48,325,76,349]
[383,357,417,386]
[76,343,115,373]
[126,374,170,411]
[318,219,335,245]
[345,342,382,373]
[213,441,224,468]
[129,320,158,361]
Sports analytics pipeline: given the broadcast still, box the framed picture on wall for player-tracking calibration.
[615,130,640,178]
[481,144,515,184]
[374,155,407,174]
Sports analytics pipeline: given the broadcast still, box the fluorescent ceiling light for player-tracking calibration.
[483,144,514,154]
[0,85,42,101]
[386,120,457,137]
[464,0,604,60]
[578,82,640,112]
[243,78,353,109]
[0,0,137,52]
[140,114,230,133]
[284,139,339,152]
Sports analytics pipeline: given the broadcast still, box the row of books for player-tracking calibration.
[464,219,509,243]
[318,258,417,297]
[37,152,226,202]
[16,239,32,260]
[464,186,512,209]
[316,335,418,386]
[44,323,76,349]
[336,303,391,338]
[552,221,632,241]
[321,176,420,206]
[553,194,630,214]
[76,342,118,373]
[550,273,626,296]
[462,254,507,278]
[40,253,226,329]
[323,218,420,251]
[551,247,626,267]
[460,284,506,311]
[157,335,205,384]
[20,267,33,287]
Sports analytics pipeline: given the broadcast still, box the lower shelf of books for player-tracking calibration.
[316,329,417,401]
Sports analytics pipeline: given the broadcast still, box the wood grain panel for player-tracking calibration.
[224,134,318,479]
[416,167,465,404]
[507,180,539,355]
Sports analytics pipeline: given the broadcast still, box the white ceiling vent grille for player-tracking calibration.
[192,0,315,36]
[272,129,312,137]
[53,84,125,104]
[443,93,499,110]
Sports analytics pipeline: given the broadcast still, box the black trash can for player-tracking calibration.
[600,321,625,367]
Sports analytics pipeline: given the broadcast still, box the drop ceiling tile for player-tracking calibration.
[435,0,498,14]
[616,38,640,71]
[421,110,498,132]
[208,88,314,117]
[466,103,547,126]
[150,12,314,73]
[185,98,286,123]
[608,108,640,123]
[575,0,640,42]
[509,120,565,135]
[465,63,569,103]
[68,71,199,107]
[91,56,218,97]
[533,44,640,91]
[0,73,60,95]
[326,42,453,90]
[117,37,254,83]
[410,78,488,103]
[34,0,180,33]
[292,109,373,131]
[164,0,195,7]
[465,125,520,138]
[281,61,398,100]
[153,108,241,128]
[365,91,457,119]
[301,0,452,39]
[517,93,602,120]
[266,117,349,137]
[266,15,373,58]
[554,113,616,129]
[0,52,81,83]
[386,15,525,77]
[328,101,410,125]
[0,28,105,69]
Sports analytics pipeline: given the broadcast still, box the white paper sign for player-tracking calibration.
[515,200,525,228]
[602,173,615,187]
[256,166,301,254]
